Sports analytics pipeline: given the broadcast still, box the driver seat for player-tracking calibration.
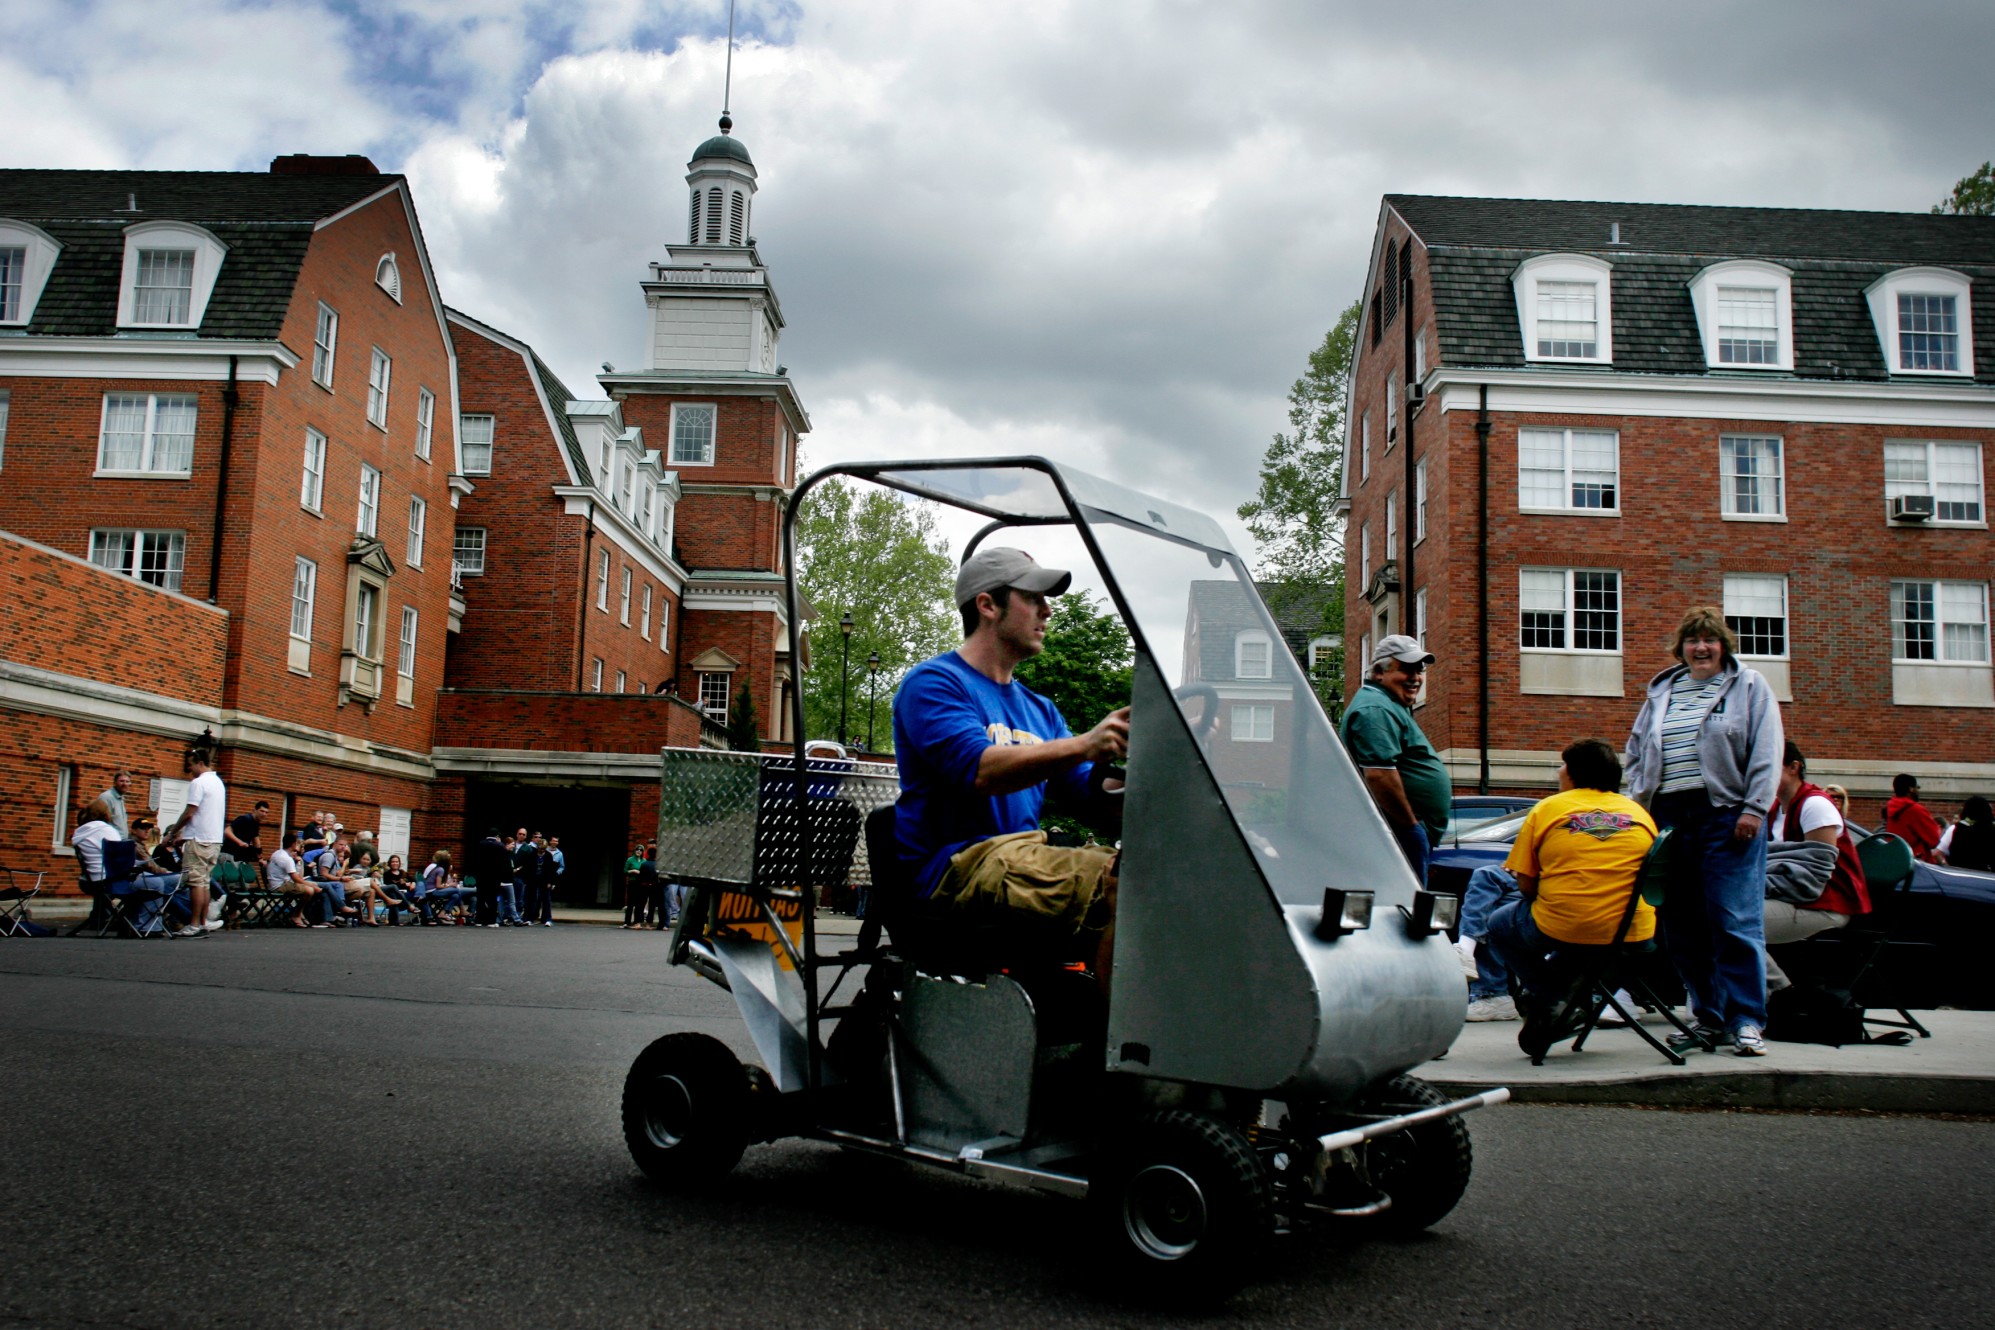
[860,805,1003,977]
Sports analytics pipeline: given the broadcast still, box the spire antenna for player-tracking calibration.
[720,0,736,133]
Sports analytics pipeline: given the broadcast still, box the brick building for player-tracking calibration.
[1340,196,1995,821]
[0,118,810,903]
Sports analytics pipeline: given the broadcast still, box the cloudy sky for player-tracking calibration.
[6,0,1991,565]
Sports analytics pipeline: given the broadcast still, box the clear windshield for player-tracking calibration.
[1084,519,1415,907]
[874,466,1070,520]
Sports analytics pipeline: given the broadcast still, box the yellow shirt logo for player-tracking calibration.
[986,723,1044,747]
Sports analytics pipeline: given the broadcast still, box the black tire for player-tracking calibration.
[1091,1110,1272,1301]
[1349,1074,1473,1236]
[621,1033,750,1186]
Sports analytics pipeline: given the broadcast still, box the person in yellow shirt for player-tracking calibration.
[1483,738,1657,1049]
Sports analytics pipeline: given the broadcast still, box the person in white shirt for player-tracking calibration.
[267,830,328,928]
[71,796,184,935]
[163,750,224,939]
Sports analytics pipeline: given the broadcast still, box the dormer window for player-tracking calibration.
[1513,254,1614,365]
[1867,268,1975,376]
[0,219,62,326]
[375,253,402,302]
[1234,630,1272,680]
[117,221,226,330]
[1688,260,1793,370]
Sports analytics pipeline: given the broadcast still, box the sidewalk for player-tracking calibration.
[1421,1007,1995,1114]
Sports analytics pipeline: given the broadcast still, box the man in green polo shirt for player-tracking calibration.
[1340,634,1451,885]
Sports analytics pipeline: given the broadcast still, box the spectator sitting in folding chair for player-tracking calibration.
[414,851,471,924]
[1480,740,1661,1058]
[267,829,328,928]
[72,798,185,936]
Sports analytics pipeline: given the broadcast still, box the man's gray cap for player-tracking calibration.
[1371,633,1435,668]
[955,547,1072,608]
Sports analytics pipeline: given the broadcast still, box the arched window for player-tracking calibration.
[1235,629,1273,680]
[704,187,723,243]
[374,253,401,303]
[728,191,745,245]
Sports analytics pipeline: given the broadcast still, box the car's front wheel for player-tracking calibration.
[621,1033,750,1187]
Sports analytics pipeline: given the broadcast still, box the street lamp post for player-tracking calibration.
[866,651,881,753]
[838,611,854,747]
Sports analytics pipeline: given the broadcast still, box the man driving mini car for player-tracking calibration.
[893,547,1130,977]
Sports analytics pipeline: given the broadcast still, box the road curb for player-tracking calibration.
[1425,1070,1995,1114]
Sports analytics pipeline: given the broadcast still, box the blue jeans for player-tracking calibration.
[1654,790,1768,1033]
[117,872,185,934]
[1484,897,1562,1003]
[1394,821,1432,888]
[664,881,687,924]
[1461,866,1518,1000]
[497,882,523,924]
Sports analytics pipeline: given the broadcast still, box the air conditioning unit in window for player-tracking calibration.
[1891,495,1936,522]
[1406,381,1425,409]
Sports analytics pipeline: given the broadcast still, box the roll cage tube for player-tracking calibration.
[778,456,1263,1108]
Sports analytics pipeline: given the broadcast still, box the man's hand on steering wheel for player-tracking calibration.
[1083,707,1131,766]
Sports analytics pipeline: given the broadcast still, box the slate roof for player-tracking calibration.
[0,168,402,340]
[530,349,594,488]
[1254,580,1340,658]
[1387,195,1995,384]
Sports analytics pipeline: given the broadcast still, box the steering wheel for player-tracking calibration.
[1174,681,1222,752]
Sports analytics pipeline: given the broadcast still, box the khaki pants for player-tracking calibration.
[180,840,221,893]
[1763,900,1849,990]
[933,831,1116,963]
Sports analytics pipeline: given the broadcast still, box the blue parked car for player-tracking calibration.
[1427,810,1995,1011]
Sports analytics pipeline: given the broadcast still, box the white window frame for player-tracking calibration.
[0,219,62,326]
[459,413,493,475]
[406,496,426,568]
[1688,260,1793,371]
[1360,411,1372,482]
[640,585,653,639]
[1517,426,1620,515]
[357,463,381,537]
[596,548,610,610]
[1384,490,1397,555]
[453,527,486,577]
[116,221,226,329]
[367,348,392,429]
[1235,630,1272,680]
[1360,521,1372,585]
[1723,573,1789,660]
[616,669,628,693]
[1415,459,1428,542]
[1415,587,1429,644]
[300,427,326,512]
[1518,567,1623,655]
[670,402,718,466]
[312,302,338,387]
[97,393,197,478]
[89,528,186,593]
[397,606,418,678]
[619,565,633,625]
[1866,268,1975,377]
[290,557,317,640]
[699,671,731,723]
[1230,704,1275,743]
[52,763,74,855]
[1513,253,1615,365]
[1718,434,1786,521]
[1892,580,1989,665]
[415,388,434,461]
[1886,439,1985,526]
[1385,372,1398,446]
[0,389,8,471]
[620,459,636,513]
[591,658,605,692]
[660,598,671,652]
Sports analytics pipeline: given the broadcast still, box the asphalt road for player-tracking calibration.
[4,929,1992,1329]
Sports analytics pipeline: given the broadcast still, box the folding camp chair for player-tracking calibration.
[1523,827,1716,1066]
[82,841,174,939]
[0,865,44,936]
[1775,833,1932,1040]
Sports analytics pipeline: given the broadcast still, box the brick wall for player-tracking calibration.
[433,689,712,751]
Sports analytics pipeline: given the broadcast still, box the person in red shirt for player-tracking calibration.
[1764,742,1871,993]
[1883,773,1945,863]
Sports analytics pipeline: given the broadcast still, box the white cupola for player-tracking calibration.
[685,113,757,247]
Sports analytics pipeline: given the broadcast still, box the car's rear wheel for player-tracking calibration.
[621,1033,750,1186]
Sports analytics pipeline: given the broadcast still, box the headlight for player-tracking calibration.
[1317,887,1375,939]
[1405,889,1460,936]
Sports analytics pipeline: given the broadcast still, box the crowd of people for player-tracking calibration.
[68,759,587,935]
[1346,608,1992,1061]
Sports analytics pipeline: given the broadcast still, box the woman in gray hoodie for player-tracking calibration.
[1624,606,1784,1057]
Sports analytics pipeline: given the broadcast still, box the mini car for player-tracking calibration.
[625,458,1505,1298]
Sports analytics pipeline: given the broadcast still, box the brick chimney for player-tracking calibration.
[269,154,381,176]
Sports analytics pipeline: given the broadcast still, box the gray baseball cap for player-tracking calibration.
[1371,633,1435,668]
[954,547,1072,608]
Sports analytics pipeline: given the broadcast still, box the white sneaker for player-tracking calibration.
[1454,938,1480,981]
[1467,995,1519,1022]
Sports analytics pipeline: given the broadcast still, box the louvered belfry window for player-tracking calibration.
[705,187,723,243]
[689,193,700,242]
[728,192,745,244]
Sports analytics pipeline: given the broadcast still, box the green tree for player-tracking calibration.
[727,679,761,752]
[795,477,956,752]
[1238,300,1361,715]
[1012,589,1133,736]
[1934,162,1995,215]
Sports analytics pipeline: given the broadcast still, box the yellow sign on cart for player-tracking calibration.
[713,887,807,970]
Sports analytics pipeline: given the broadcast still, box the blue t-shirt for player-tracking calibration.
[893,650,1091,896]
